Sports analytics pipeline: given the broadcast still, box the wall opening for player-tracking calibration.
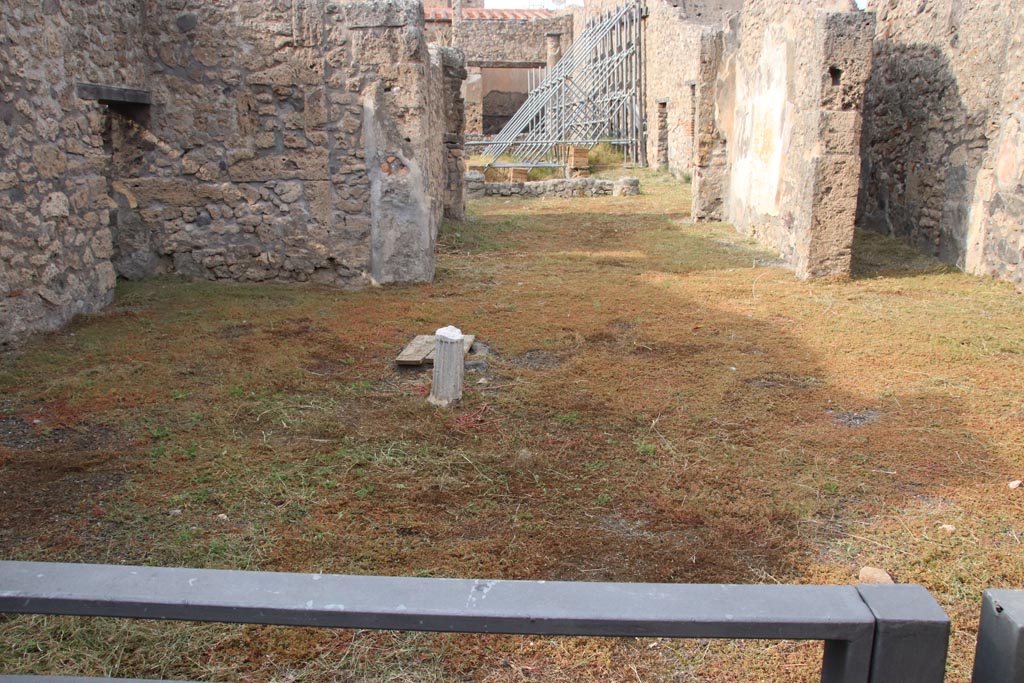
[829,66,843,86]
[656,100,669,168]
[481,67,531,135]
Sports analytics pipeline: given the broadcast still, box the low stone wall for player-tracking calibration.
[465,172,639,198]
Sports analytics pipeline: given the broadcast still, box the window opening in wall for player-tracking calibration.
[689,82,697,163]
[829,66,842,86]
[656,100,669,168]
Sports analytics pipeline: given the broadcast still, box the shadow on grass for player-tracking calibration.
[850,228,956,280]
[0,194,1011,681]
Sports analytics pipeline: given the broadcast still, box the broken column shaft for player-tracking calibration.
[428,325,465,407]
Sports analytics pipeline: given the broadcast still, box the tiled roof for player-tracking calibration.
[424,7,559,21]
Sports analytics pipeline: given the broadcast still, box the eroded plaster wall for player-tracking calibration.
[700,0,874,278]
[859,0,1024,286]
[964,10,1024,288]
[1,0,146,348]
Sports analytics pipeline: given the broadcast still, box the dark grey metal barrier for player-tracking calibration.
[972,589,1024,682]
[0,561,950,683]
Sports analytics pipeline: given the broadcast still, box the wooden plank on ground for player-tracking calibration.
[396,335,475,366]
[396,335,436,365]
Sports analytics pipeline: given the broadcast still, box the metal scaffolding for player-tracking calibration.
[472,1,646,168]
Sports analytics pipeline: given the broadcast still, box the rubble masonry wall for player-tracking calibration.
[1,0,465,347]
[455,15,574,67]
[859,0,1024,287]
[117,0,449,288]
[1,0,146,347]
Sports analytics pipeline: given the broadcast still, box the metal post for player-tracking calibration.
[856,584,950,683]
[972,589,1024,682]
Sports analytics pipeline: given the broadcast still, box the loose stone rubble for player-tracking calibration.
[465,173,640,199]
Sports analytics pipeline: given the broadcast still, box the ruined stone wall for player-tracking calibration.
[439,47,467,221]
[111,0,457,287]
[691,28,728,219]
[700,0,874,278]
[963,6,1024,287]
[465,172,640,198]
[643,8,707,176]
[860,0,1023,285]
[2,0,465,347]
[676,0,743,23]
[1,0,146,348]
[456,14,574,67]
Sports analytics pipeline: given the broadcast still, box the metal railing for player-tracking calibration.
[0,561,960,683]
[972,589,1024,682]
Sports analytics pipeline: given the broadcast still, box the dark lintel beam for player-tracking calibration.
[76,83,152,106]
[466,60,547,69]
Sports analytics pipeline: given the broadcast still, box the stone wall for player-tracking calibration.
[455,14,574,68]
[859,0,1024,286]
[1,0,146,348]
[675,0,743,23]
[697,0,874,278]
[465,172,640,198]
[439,47,468,221]
[691,28,728,220]
[1,0,466,347]
[482,90,527,134]
[964,8,1024,288]
[116,0,456,287]
[642,9,708,177]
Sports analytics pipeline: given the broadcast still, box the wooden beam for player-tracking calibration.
[75,83,152,106]
[466,60,547,69]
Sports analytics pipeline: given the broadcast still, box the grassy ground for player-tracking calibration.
[1,170,1022,682]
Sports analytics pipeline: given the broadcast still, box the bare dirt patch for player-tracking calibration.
[0,405,136,557]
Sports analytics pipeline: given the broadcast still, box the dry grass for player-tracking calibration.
[1,170,1022,682]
